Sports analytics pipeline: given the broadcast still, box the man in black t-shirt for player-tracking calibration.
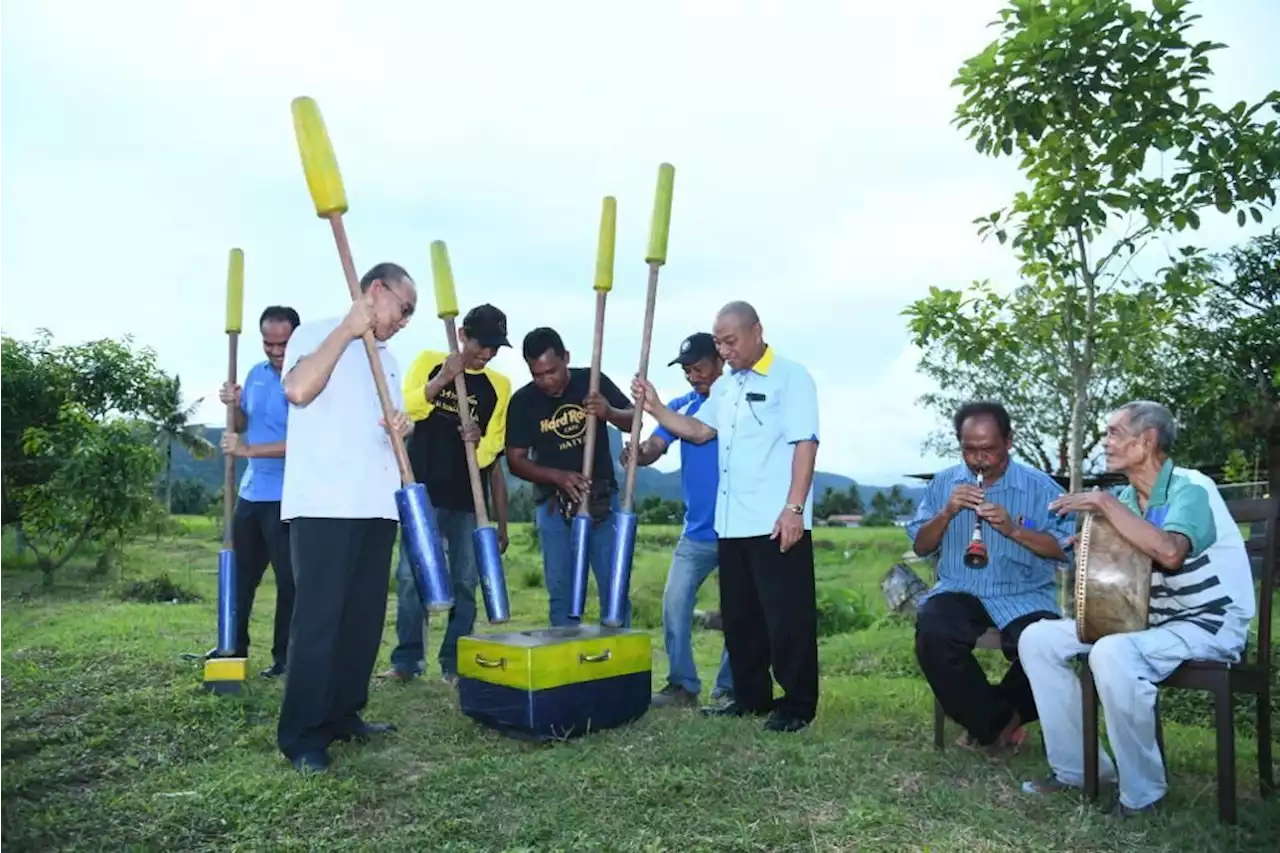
[506,326,636,627]
[380,304,513,684]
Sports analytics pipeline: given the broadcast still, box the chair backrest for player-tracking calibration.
[1225,496,1277,669]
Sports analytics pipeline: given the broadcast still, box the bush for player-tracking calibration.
[119,573,202,604]
[815,587,875,637]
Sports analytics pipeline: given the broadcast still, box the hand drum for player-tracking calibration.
[1073,512,1152,643]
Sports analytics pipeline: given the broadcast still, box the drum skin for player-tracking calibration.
[1074,512,1153,643]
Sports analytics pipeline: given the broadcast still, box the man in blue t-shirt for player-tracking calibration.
[215,305,299,679]
[621,332,732,708]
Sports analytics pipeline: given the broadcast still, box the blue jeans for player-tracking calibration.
[536,497,631,628]
[664,535,733,696]
[390,508,478,677]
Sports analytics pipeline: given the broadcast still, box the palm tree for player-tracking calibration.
[144,375,215,513]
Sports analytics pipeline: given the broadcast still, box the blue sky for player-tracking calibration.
[3,0,1277,485]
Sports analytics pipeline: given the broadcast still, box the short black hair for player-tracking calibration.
[359,262,411,292]
[522,326,566,361]
[259,306,300,329]
[953,401,1012,440]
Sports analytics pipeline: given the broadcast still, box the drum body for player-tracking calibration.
[457,625,651,741]
[1074,512,1153,643]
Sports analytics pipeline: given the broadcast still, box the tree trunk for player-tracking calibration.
[1267,420,1279,501]
[1267,423,1279,588]
[1071,224,1098,494]
[164,439,174,514]
[1069,368,1089,493]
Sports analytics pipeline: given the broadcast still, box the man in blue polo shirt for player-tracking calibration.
[622,332,733,709]
[216,305,299,679]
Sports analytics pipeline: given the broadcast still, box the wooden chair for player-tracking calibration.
[1079,496,1277,824]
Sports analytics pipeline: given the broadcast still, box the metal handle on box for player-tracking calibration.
[475,655,507,669]
[578,649,612,664]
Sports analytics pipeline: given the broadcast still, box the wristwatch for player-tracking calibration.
[784,503,804,515]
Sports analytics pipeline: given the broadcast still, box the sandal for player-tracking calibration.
[1021,774,1073,795]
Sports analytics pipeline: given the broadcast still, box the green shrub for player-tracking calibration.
[119,573,202,604]
[815,587,875,637]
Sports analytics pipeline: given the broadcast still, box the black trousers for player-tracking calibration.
[718,532,820,721]
[914,591,1057,745]
[277,517,397,759]
[231,498,294,667]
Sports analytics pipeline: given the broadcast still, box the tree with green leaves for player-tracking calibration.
[1146,230,1280,488]
[2,331,170,525]
[141,375,215,513]
[863,486,916,527]
[816,484,864,520]
[909,281,1175,475]
[169,478,216,516]
[17,404,164,583]
[905,0,1280,491]
[636,494,686,526]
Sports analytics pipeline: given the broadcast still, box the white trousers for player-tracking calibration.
[1018,618,1237,810]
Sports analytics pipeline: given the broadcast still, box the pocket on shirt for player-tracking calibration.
[1001,553,1040,585]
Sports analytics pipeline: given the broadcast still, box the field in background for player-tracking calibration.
[2,519,1276,852]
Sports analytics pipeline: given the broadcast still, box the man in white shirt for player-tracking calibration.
[275,262,418,773]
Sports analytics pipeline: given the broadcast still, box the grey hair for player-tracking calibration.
[716,300,760,327]
[1116,400,1177,453]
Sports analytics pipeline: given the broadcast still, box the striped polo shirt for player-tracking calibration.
[1114,459,1254,655]
[906,460,1074,629]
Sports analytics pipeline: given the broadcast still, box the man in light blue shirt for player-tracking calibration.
[622,333,732,708]
[632,302,820,734]
[216,305,299,679]
[906,401,1073,755]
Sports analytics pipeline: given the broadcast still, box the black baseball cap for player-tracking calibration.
[668,332,718,366]
[462,304,511,349]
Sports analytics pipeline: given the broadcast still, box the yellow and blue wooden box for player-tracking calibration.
[457,625,651,740]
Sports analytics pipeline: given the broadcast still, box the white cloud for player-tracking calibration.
[3,0,1277,487]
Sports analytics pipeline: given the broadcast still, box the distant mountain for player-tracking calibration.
[176,424,925,508]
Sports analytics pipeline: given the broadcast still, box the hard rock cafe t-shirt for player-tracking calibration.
[505,367,631,503]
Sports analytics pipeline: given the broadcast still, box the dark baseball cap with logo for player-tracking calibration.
[668,332,719,366]
[462,304,511,349]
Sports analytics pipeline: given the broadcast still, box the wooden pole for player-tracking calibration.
[326,214,414,485]
[443,316,491,525]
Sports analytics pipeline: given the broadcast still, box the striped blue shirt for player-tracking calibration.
[906,460,1075,628]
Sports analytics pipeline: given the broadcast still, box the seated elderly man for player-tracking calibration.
[1019,400,1255,817]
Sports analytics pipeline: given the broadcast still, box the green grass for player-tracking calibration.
[2,518,1276,852]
